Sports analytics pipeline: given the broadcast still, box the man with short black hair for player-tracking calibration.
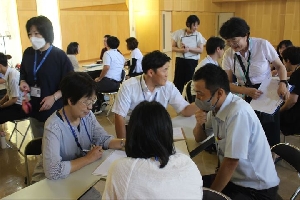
[94,36,125,114]
[112,50,198,138]
[193,63,279,199]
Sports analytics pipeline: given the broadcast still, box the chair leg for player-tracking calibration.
[9,121,18,141]
[291,186,300,200]
[25,155,30,186]
[19,124,31,151]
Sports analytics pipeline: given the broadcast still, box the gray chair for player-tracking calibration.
[203,187,231,200]
[24,137,42,186]
[271,143,300,200]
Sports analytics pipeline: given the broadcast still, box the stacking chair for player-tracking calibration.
[8,118,31,152]
[271,143,300,200]
[24,137,42,186]
[182,80,194,103]
[101,70,126,122]
[203,187,231,200]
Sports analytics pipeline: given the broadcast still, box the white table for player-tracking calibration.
[76,64,103,72]
[3,140,190,200]
[3,150,113,200]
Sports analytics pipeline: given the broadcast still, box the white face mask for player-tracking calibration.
[30,37,46,50]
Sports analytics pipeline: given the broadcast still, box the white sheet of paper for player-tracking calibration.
[173,127,184,140]
[92,150,126,176]
[181,35,197,58]
[250,77,293,114]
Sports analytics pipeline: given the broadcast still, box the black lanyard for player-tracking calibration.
[140,76,157,101]
[234,51,252,86]
[62,108,92,151]
[33,45,53,82]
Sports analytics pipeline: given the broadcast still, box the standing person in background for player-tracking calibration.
[66,42,80,71]
[19,15,73,138]
[104,101,203,199]
[190,36,225,101]
[125,37,143,77]
[172,15,206,93]
[220,17,289,153]
[99,35,110,60]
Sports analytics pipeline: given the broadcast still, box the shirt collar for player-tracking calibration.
[139,75,161,93]
[215,92,234,121]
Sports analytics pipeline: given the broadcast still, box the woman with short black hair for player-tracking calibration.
[66,42,80,70]
[103,101,203,199]
[125,37,143,77]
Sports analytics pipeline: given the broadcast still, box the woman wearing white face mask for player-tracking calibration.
[19,16,74,138]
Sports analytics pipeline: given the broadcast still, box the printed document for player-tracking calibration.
[181,35,197,58]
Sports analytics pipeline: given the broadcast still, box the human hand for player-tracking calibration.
[195,109,207,126]
[20,81,30,92]
[246,88,263,99]
[278,83,289,100]
[86,146,103,162]
[184,46,189,53]
[95,77,101,82]
[39,95,55,111]
[271,70,278,77]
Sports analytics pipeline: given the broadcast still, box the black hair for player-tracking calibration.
[107,36,120,49]
[206,37,225,55]
[26,15,54,44]
[126,37,139,50]
[60,72,97,106]
[126,101,175,168]
[104,35,111,38]
[281,46,300,65]
[219,17,250,40]
[277,40,293,61]
[142,50,171,73]
[193,63,230,95]
[66,42,79,54]
[186,15,200,29]
[0,53,8,67]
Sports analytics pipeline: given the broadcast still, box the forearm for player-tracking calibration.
[53,90,62,101]
[229,84,248,95]
[108,139,125,149]
[0,97,17,108]
[189,47,203,54]
[180,103,198,116]
[0,95,8,105]
[115,114,126,138]
[0,79,5,84]
[70,156,92,173]
[280,96,297,112]
[193,123,207,143]
[211,158,238,192]
[172,46,184,53]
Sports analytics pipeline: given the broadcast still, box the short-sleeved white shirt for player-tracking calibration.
[112,75,189,123]
[191,56,219,95]
[222,37,278,85]
[103,49,125,81]
[130,48,143,73]
[0,73,5,90]
[2,67,22,105]
[172,29,206,60]
[205,93,280,189]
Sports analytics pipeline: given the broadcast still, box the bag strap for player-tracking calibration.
[235,53,252,87]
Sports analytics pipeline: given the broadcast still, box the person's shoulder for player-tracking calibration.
[167,153,198,169]
[23,47,34,55]
[44,112,64,134]
[121,76,140,90]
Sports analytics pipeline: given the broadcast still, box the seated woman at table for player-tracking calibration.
[66,42,80,70]
[32,72,125,182]
[102,101,203,199]
[125,37,143,77]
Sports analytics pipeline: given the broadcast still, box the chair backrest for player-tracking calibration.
[271,143,300,173]
[182,80,193,103]
[203,187,231,200]
[120,69,126,83]
[24,137,42,156]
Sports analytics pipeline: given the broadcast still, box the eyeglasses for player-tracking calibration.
[225,38,242,47]
[80,97,97,107]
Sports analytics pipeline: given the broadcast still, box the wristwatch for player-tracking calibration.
[279,80,288,87]
[120,138,125,148]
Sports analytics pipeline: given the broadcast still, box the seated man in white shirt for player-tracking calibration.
[193,63,279,199]
[94,36,125,113]
[190,37,225,101]
[112,50,198,138]
[0,53,27,132]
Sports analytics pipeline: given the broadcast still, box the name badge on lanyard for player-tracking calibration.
[31,45,53,97]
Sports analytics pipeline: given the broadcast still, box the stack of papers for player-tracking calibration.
[173,127,185,141]
[82,63,101,68]
[250,77,294,114]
